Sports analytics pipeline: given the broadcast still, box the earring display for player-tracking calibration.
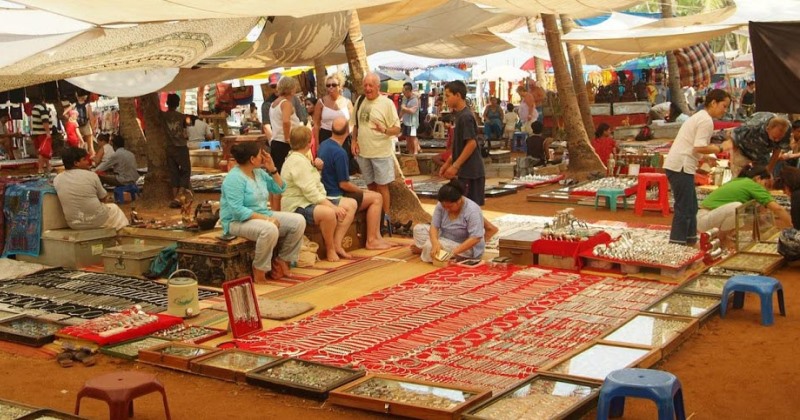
[0,315,65,347]
[645,292,720,319]
[600,314,697,354]
[246,358,365,399]
[329,374,491,420]
[546,343,652,381]
[151,324,226,344]
[190,349,282,382]
[679,275,729,296]
[138,342,220,371]
[100,336,173,360]
[222,277,262,339]
[464,375,599,420]
[717,253,784,275]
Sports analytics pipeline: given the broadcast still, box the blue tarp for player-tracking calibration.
[413,66,470,82]
[575,11,661,27]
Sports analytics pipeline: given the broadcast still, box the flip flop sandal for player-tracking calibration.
[56,351,74,368]
[73,350,97,367]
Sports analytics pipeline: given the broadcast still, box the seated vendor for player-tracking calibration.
[53,147,129,231]
[95,135,139,187]
[281,126,357,262]
[697,165,792,248]
[220,142,305,282]
[317,117,391,250]
[412,179,485,263]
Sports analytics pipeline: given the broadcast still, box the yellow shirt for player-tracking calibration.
[355,95,400,159]
[280,151,326,212]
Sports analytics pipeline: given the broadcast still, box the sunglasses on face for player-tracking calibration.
[326,83,339,88]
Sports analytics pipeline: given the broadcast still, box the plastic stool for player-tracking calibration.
[596,368,686,420]
[634,173,670,216]
[512,132,527,153]
[595,188,628,212]
[720,275,786,326]
[75,371,171,420]
[198,140,221,150]
[113,184,139,204]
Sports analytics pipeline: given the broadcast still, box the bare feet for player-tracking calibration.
[366,239,393,250]
[253,268,267,284]
[336,248,352,259]
[268,265,284,280]
[326,249,340,262]
[273,258,290,276]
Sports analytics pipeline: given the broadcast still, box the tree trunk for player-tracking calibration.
[138,93,173,206]
[344,10,368,97]
[542,13,605,176]
[525,18,548,85]
[342,9,430,225]
[118,97,147,167]
[314,58,327,99]
[662,0,690,114]
[560,15,595,138]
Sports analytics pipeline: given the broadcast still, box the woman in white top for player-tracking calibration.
[186,116,213,149]
[663,89,733,245]
[92,133,115,167]
[313,73,354,158]
[269,76,302,211]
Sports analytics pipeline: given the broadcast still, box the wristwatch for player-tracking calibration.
[269,169,279,175]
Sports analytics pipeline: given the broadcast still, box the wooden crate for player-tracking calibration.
[305,217,362,259]
[498,231,538,266]
[329,374,491,420]
[177,232,255,287]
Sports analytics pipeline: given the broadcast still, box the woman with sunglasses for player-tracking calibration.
[313,73,355,161]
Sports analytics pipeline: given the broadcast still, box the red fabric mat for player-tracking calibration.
[235,266,674,391]
[57,313,183,346]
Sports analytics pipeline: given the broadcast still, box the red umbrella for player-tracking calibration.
[520,57,551,71]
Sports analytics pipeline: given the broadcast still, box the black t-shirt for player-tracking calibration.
[452,107,484,179]
[526,134,547,163]
[792,189,800,230]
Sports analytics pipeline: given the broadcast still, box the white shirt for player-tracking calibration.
[663,109,713,175]
[187,119,212,141]
[269,98,301,142]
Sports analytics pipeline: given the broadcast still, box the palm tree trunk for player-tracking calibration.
[342,9,430,225]
[344,10,368,97]
[525,18,548,85]
[662,0,690,114]
[138,92,173,205]
[314,58,327,99]
[542,13,605,175]
[118,97,147,167]
[560,14,595,137]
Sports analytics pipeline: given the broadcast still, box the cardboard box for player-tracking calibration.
[539,254,579,270]
[18,228,118,269]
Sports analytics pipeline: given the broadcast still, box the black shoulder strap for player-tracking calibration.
[354,95,366,130]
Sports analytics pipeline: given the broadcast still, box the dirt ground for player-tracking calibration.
[1,187,798,419]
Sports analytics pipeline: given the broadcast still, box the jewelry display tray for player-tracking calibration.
[189,349,283,383]
[463,374,599,420]
[0,315,66,347]
[678,274,729,296]
[138,342,220,371]
[644,291,720,321]
[717,253,784,275]
[150,324,227,344]
[329,374,491,420]
[245,358,366,400]
[16,408,88,419]
[0,397,39,418]
[100,336,173,361]
[543,342,658,383]
[222,277,262,339]
[598,313,699,357]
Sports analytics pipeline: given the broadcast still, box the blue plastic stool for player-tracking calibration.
[114,184,139,204]
[595,188,627,212]
[198,140,221,150]
[512,132,527,153]
[720,275,785,326]
[597,368,686,420]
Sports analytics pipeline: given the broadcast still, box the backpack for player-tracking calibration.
[75,102,89,126]
[778,228,800,261]
[144,244,179,279]
[635,126,653,141]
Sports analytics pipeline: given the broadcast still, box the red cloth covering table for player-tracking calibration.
[57,313,184,346]
[531,231,613,270]
[543,114,648,129]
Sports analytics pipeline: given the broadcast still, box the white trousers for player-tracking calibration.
[228,212,306,272]
[697,202,741,233]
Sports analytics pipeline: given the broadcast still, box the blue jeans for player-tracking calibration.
[666,169,698,245]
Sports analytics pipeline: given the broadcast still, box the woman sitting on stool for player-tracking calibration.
[412,179,485,263]
[220,142,306,283]
[281,126,358,262]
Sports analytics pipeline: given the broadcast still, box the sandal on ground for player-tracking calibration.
[73,350,97,367]
[169,200,182,209]
[56,351,74,368]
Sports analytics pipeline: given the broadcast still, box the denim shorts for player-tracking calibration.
[293,205,317,226]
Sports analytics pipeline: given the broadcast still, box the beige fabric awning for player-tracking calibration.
[462,0,644,18]
[13,0,399,23]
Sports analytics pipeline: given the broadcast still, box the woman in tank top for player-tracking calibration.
[313,74,354,152]
[269,76,302,173]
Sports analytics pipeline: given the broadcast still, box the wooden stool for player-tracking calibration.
[75,371,171,420]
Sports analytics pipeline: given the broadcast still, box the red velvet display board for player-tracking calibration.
[531,232,613,270]
[57,313,183,346]
[714,121,741,130]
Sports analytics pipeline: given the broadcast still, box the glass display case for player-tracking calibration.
[463,374,598,420]
[100,336,173,360]
[246,358,365,399]
[600,314,697,356]
[329,374,491,420]
[546,343,653,381]
[0,315,65,347]
[190,349,282,382]
[718,253,784,274]
[679,274,729,296]
[645,292,720,319]
[138,342,219,371]
[151,324,226,344]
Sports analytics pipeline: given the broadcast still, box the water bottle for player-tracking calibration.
[608,154,616,177]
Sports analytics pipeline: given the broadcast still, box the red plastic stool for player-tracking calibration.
[634,173,671,216]
[75,371,171,420]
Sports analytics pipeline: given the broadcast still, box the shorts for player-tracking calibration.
[79,124,92,137]
[402,124,417,137]
[355,156,395,185]
[330,190,363,210]
[34,134,52,159]
[294,204,317,226]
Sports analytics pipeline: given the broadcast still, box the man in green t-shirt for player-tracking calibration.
[697,165,791,248]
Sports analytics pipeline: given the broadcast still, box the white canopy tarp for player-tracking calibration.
[67,68,180,97]
[12,0,398,23]
[480,65,528,81]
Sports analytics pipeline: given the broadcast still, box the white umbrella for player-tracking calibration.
[480,65,529,81]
